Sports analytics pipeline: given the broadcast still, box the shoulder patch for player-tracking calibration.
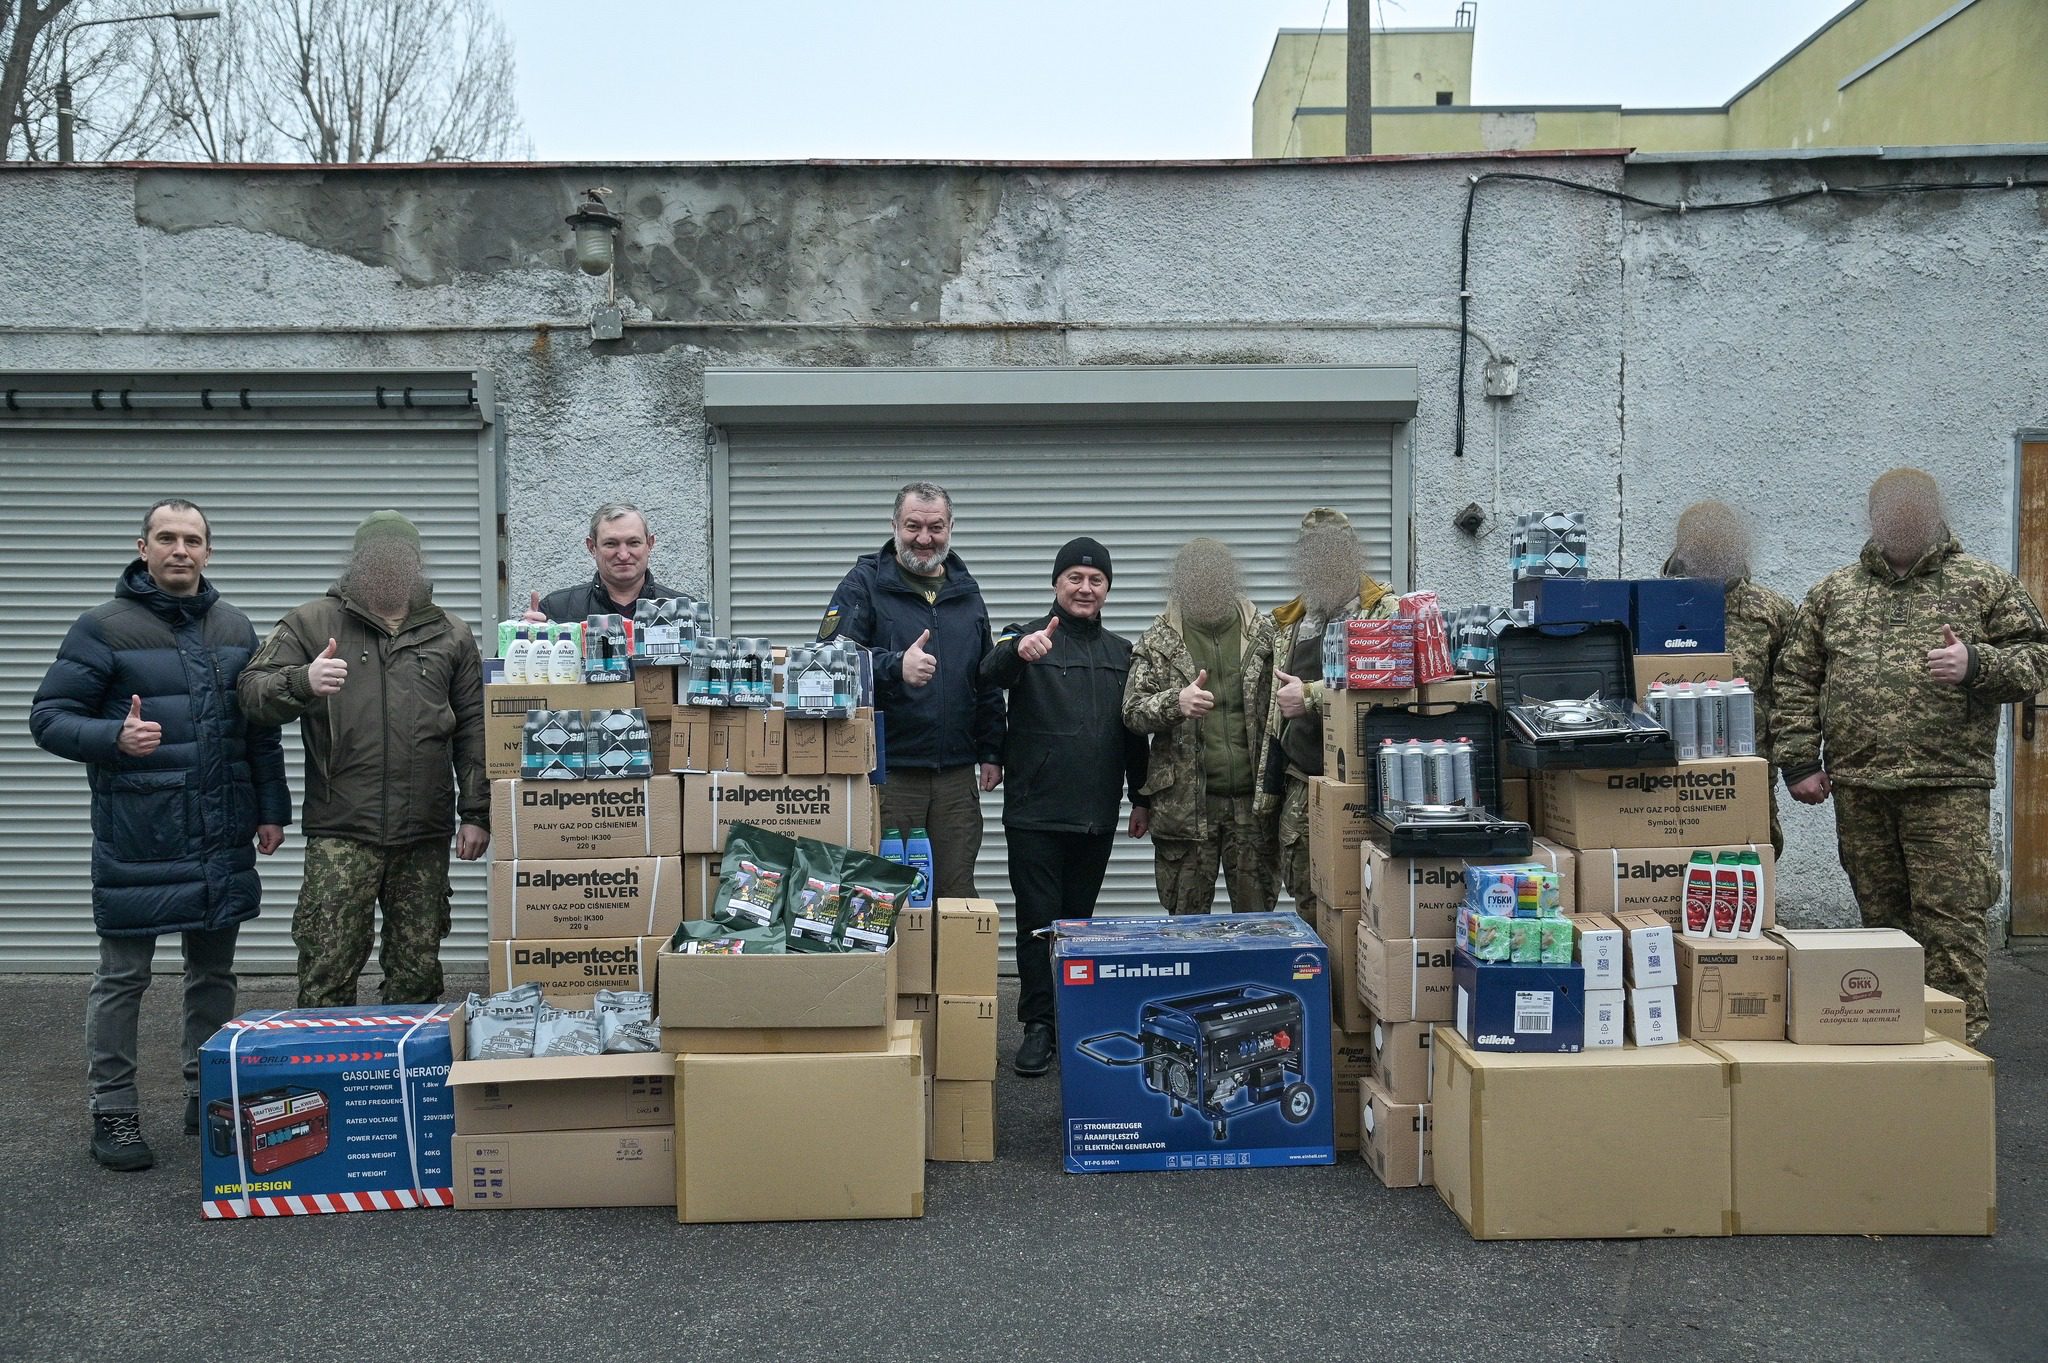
[817,606,841,641]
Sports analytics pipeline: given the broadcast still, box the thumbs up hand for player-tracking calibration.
[1926,623,1970,686]
[903,628,937,688]
[1274,667,1308,719]
[1178,668,1215,719]
[521,590,547,624]
[1018,615,1060,663]
[308,637,349,696]
[117,694,162,757]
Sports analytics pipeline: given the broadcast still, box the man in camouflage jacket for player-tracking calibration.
[1775,470,2048,1041]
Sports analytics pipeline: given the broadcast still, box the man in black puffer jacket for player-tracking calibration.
[979,537,1149,1078]
[32,500,290,1172]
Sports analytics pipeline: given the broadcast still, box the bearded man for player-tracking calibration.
[1257,509,1396,920]
[1775,469,2048,1043]
[1123,538,1278,914]
[240,511,490,1008]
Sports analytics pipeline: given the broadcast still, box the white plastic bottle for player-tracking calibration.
[504,625,533,684]
[548,623,581,684]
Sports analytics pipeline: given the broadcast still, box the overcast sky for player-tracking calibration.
[495,0,1854,161]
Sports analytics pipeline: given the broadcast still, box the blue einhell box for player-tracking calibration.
[198,1005,455,1219]
[1511,577,1635,630]
[1630,577,1726,653]
[1053,913,1334,1173]
[1452,950,1586,1054]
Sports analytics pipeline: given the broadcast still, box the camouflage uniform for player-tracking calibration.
[294,836,453,1009]
[1123,600,1279,913]
[1723,577,1799,855]
[1775,536,2048,1041]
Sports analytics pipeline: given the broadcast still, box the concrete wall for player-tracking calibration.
[2,149,2043,928]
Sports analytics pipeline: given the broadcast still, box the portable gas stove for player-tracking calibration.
[1506,695,1672,764]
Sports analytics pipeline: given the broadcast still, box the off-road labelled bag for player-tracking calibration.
[532,1002,603,1057]
[713,823,798,930]
[787,837,918,952]
[466,982,542,1060]
[595,988,660,1053]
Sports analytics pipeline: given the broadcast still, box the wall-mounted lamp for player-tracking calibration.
[565,187,625,341]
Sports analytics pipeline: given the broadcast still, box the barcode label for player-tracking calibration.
[1730,997,1766,1016]
[1514,990,1553,1034]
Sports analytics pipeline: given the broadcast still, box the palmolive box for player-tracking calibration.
[1306,778,1374,913]
[491,777,682,860]
[1576,842,1775,928]
[488,857,686,940]
[1771,927,1925,1044]
[1539,758,1770,851]
[682,772,878,854]
[198,1005,454,1219]
[1674,937,1787,1042]
[490,936,664,1004]
[1360,1080,1433,1188]
[1321,686,1419,783]
[1053,913,1335,1174]
[1355,928,1455,1024]
[483,680,613,780]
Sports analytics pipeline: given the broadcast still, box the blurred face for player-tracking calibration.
[1055,566,1108,620]
[893,496,952,576]
[137,508,211,596]
[589,513,653,594]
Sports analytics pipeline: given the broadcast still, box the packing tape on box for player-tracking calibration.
[224,1009,289,1218]
[1530,842,1563,874]
[645,855,663,934]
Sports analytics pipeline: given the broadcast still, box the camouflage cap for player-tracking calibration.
[1299,507,1351,533]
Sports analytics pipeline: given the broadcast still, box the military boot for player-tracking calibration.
[91,1112,155,1172]
[185,1095,200,1136]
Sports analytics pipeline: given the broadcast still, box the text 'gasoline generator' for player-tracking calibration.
[206,1085,330,1174]
[1076,985,1315,1140]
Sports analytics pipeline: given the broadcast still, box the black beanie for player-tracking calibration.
[1052,536,1112,585]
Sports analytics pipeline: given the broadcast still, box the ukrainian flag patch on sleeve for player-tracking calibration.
[818,606,842,640]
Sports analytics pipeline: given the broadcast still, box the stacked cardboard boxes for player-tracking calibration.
[926,898,1000,1162]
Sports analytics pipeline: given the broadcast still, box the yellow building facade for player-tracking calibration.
[1254,0,2048,157]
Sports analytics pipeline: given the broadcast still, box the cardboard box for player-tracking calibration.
[1452,952,1586,1053]
[1925,985,1966,1043]
[1356,929,1455,1023]
[681,772,877,854]
[1054,913,1335,1173]
[676,1029,925,1222]
[1615,910,1676,989]
[1773,927,1925,1044]
[484,680,613,780]
[1500,777,1531,825]
[894,906,936,996]
[1628,985,1680,1046]
[1362,841,1465,940]
[669,707,715,772]
[1585,989,1626,1047]
[647,718,672,775]
[453,1127,675,1209]
[1634,652,1736,696]
[936,898,1000,996]
[1361,1081,1432,1188]
[490,936,664,1004]
[680,853,715,924]
[1525,838,1578,913]
[198,1005,454,1219]
[1708,1037,1994,1235]
[1334,1078,1361,1153]
[1539,758,1770,851]
[828,709,878,775]
[1576,843,1776,929]
[1675,938,1787,1042]
[710,707,786,776]
[936,995,998,1081]
[1331,1025,1373,1083]
[784,717,827,775]
[895,993,938,1063]
[932,1079,996,1162]
[1431,1028,1732,1240]
[1320,686,1419,784]
[1315,904,1369,1032]
[446,1030,674,1134]
[1571,913,1625,991]
[656,944,896,1053]
[492,777,682,861]
[1368,1016,1437,1104]
[1307,778,1374,913]
[1632,578,1726,654]
[488,856,686,940]
[631,664,678,717]
[1420,677,1498,707]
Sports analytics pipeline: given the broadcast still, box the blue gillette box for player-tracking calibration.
[1053,913,1334,1173]
[1511,577,1635,630]
[198,1004,455,1219]
[1452,950,1586,1053]
[1630,577,1726,653]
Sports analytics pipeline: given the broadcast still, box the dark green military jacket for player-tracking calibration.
[1122,600,1274,842]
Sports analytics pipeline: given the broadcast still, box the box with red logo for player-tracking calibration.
[1331,618,1417,690]
[1052,913,1335,1174]
[1398,591,1454,686]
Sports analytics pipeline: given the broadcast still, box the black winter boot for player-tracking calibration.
[91,1112,155,1171]
[1013,1023,1056,1077]
[184,1094,200,1136]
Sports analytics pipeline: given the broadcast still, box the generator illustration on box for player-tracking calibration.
[206,1086,330,1174]
[1053,913,1335,1173]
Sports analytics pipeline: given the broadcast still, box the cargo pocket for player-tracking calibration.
[108,770,191,862]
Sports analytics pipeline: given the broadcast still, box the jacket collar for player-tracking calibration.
[117,558,216,623]
[1860,533,1959,583]
[873,539,980,600]
[1271,575,1393,629]
[1050,600,1104,637]
[1163,595,1256,639]
[328,580,441,635]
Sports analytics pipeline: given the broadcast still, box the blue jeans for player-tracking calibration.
[84,927,239,1113]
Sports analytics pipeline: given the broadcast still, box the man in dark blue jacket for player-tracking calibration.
[32,500,290,1172]
[820,482,1005,896]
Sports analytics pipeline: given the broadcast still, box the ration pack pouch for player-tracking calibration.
[594,988,660,1053]
[785,838,919,952]
[712,823,798,930]
[669,916,788,955]
[532,1003,603,1057]
[465,982,542,1060]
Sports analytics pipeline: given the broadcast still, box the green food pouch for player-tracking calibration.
[831,846,919,952]
[669,917,787,953]
[1509,917,1541,964]
[711,822,798,930]
[1539,916,1574,964]
[787,838,850,951]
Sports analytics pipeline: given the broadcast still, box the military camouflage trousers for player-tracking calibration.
[1153,796,1278,915]
[1278,775,1319,920]
[1833,785,1997,1042]
[295,836,453,1010]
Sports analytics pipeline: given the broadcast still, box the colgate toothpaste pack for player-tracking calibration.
[1323,618,1416,690]
[1398,591,1455,685]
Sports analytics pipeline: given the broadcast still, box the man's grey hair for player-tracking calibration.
[893,482,954,520]
[141,498,210,544]
[589,502,651,540]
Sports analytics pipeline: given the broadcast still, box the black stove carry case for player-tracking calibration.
[1495,619,1676,770]
[1358,697,1532,858]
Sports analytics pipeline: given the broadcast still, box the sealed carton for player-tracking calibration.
[1361,1081,1432,1188]
[1925,985,1966,1043]
[932,1079,996,1162]
[935,995,998,1082]
[484,680,611,780]
[827,709,878,774]
[1707,1037,1994,1235]
[710,707,786,776]
[1362,841,1466,940]
[1539,758,1770,851]
[1584,989,1625,1048]
[1368,1016,1436,1104]
[680,853,715,924]
[681,772,877,854]
[444,1018,674,1135]
[1420,677,1498,707]
[1571,913,1625,991]
[894,906,937,996]
[1451,952,1586,1053]
[454,1128,675,1209]
[1431,1028,1732,1240]
[657,944,896,1053]
[784,717,828,775]
[1576,843,1775,928]
[1500,777,1532,826]
[1628,985,1680,1047]
[631,664,678,717]
[1772,927,1925,1044]
[1306,778,1374,913]
[1615,910,1676,989]
[1356,929,1455,1024]
[1331,1024,1373,1083]
[936,898,1001,996]
[668,706,715,772]
[1314,904,1368,1032]
[1675,937,1787,1042]
[1334,1078,1362,1153]
[1633,652,1735,696]
[647,718,672,776]
[488,856,685,940]
[895,993,938,1062]
[491,777,682,860]
[490,936,664,1004]
[1321,686,1419,784]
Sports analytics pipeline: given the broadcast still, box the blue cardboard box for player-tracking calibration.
[1452,950,1587,1053]
[1630,577,1726,653]
[1053,913,1335,1173]
[199,1004,455,1219]
[1511,577,1634,630]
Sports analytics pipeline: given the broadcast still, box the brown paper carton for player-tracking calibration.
[1361,1080,1432,1188]
[454,1127,675,1209]
[669,707,715,772]
[784,717,827,775]
[1924,985,1966,1043]
[1320,686,1419,784]
[894,906,937,996]
[446,1031,675,1134]
[631,664,679,717]
[489,935,664,1004]
[710,708,786,776]
[1355,929,1455,1023]
[936,898,1001,996]
[1576,843,1775,929]
[681,772,877,854]
[932,1080,995,1162]
[1334,1078,1362,1153]
[656,943,896,1053]
[827,710,878,774]
[491,777,683,861]
[1772,927,1925,1044]
[1331,1024,1373,1083]
[935,995,998,1081]
[895,993,938,1062]
[1315,904,1369,1032]
[489,856,686,939]
[483,680,613,780]
[1307,778,1374,913]
[1539,758,1769,851]
[1674,937,1787,1042]
[1369,1016,1438,1104]
[1633,653,1735,696]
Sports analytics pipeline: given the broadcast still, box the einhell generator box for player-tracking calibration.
[1053,913,1334,1174]
[198,1005,455,1219]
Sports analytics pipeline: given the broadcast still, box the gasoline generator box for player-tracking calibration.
[198,1004,455,1219]
[1052,912,1335,1174]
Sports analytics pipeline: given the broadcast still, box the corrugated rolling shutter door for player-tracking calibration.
[0,372,498,972]
[719,416,1407,969]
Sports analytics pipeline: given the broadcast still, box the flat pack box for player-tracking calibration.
[1315,904,1369,1032]
[484,680,613,781]
[198,1005,455,1219]
[1772,927,1925,1044]
[681,772,877,854]
[630,664,679,717]
[1539,758,1770,851]
[1053,913,1335,1173]
[453,1127,675,1209]
[1634,652,1736,696]
[935,995,998,1081]
[1320,686,1419,784]
[1361,1080,1433,1189]
[895,992,938,1062]
[1306,778,1374,913]
[489,856,686,940]
[1369,1016,1437,1104]
[893,906,937,996]
[936,898,1001,996]
[445,1022,674,1134]
[1925,986,1967,1043]
[1355,929,1456,1024]
[1452,952,1587,1053]
[490,936,664,1004]
[1575,842,1776,929]
[932,1079,996,1162]
[676,1028,925,1222]
[710,707,786,776]
[1431,1028,1733,1240]
[492,777,683,860]
[1708,1038,1994,1236]
[1675,938,1787,1043]
[656,943,897,1053]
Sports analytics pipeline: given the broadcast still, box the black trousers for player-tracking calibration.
[1008,827,1116,1030]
